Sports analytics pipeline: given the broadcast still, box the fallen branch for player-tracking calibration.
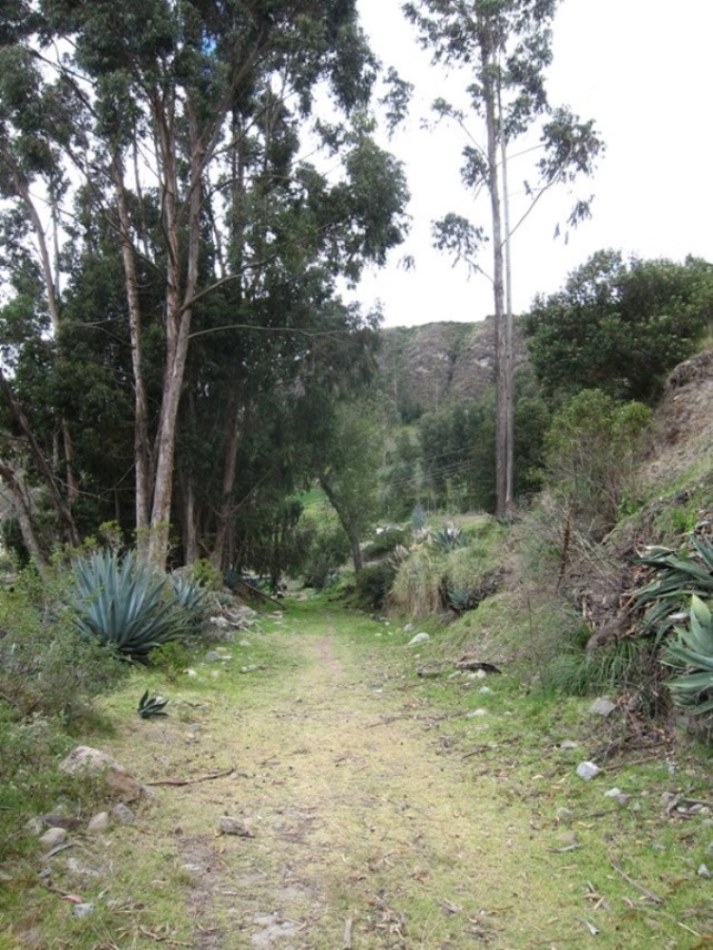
[146,766,236,787]
[610,860,663,904]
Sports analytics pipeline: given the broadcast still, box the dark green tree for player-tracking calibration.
[525,251,713,403]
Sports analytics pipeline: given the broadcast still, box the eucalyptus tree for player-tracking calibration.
[0,1,408,567]
[404,0,603,517]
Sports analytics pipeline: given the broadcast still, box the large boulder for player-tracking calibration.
[59,746,150,803]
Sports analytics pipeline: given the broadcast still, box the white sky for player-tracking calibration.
[353,0,713,327]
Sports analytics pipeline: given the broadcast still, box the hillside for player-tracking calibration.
[377,318,528,418]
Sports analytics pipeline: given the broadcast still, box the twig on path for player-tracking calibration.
[146,766,237,787]
[610,860,663,904]
[342,916,353,949]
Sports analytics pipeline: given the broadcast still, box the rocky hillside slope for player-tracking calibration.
[377,318,528,418]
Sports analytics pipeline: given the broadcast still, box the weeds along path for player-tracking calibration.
[101,604,601,948]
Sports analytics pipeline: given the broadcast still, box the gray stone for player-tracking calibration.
[403,623,414,633]
[73,903,95,918]
[238,640,252,647]
[87,812,110,834]
[204,650,222,662]
[698,864,712,879]
[604,787,622,798]
[559,740,579,750]
[589,697,617,717]
[408,632,430,646]
[555,807,574,824]
[25,817,45,836]
[465,708,488,718]
[576,761,601,781]
[240,664,259,674]
[39,827,67,848]
[218,816,255,837]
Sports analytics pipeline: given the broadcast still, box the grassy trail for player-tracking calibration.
[6,599,710,948]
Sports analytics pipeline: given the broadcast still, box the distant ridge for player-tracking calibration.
[377,318,528,418]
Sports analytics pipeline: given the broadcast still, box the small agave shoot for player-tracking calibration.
[71,550,205,661]
[662,595,713,716]
[138,690,169,719]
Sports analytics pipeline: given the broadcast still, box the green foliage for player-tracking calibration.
[662,596,713,718]
[541,637,667,715]
[297,523,351,590]
[149,639,193,681]
[431,524,467,553]
[391,548,443,618]
[525,250,713,404]
[364,527,410,560]
[544,389,652,537]
[189,558,224,592]
[354,561,398,610]
[70,550,196,661]
[0,577,123,724]
[632,533,713,643]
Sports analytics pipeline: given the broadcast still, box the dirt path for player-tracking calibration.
[106,612,596,948]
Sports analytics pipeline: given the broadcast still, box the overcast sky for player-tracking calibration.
[352,0,713,328]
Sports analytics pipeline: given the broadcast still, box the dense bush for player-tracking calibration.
[355,562,398,610]
[544,389,651,537]
[0,580,123,724]
[364,527,410,560]
[525,250,713,404]
[297,523,350,589]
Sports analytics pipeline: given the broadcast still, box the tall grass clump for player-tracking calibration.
[391,548,443,618]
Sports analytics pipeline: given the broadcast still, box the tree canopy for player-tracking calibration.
[525,250,713,404]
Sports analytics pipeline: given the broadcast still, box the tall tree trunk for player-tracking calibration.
[481,39,509,519]
[498,76,514,515]
[111,152,152,547]
[212,391,244,571]
[147,99,204,568]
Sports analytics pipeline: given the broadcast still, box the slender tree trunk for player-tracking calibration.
[147,99,204,568]
[319,476,363,575]
[0,462,48,574]
[481,39,509,519]
[0,368,79,546]
[498,78,514,515]
[212,392,244,570]
[111,152,152,545]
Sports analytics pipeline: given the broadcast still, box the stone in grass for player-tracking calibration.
[576,761,602,781]
[59,746,150,803]
[73,903,95,918]
[589,697,617,717]
[218,816,255,838]
[408,632,430,647]
[698,864,712,879]
[87,812,110,834]
[39,827,67,849]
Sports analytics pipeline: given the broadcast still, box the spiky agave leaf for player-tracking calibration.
[662,595,713,715]
[138,692,169,718]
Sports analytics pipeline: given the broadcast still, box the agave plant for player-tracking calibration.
[71,550,193,661]
[431,524,467,554]
[138,690,169,718]
[632,532,713,644]
[662,595,713,716]
[169,573,208,617]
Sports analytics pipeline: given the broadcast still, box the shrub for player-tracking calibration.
[431,523,467,554]
[355,562,397,610]
[544,389,652,538]
[364,527,410,560]
[70,550,197,661]
[0,591,123,724]
[298,525,350,589]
